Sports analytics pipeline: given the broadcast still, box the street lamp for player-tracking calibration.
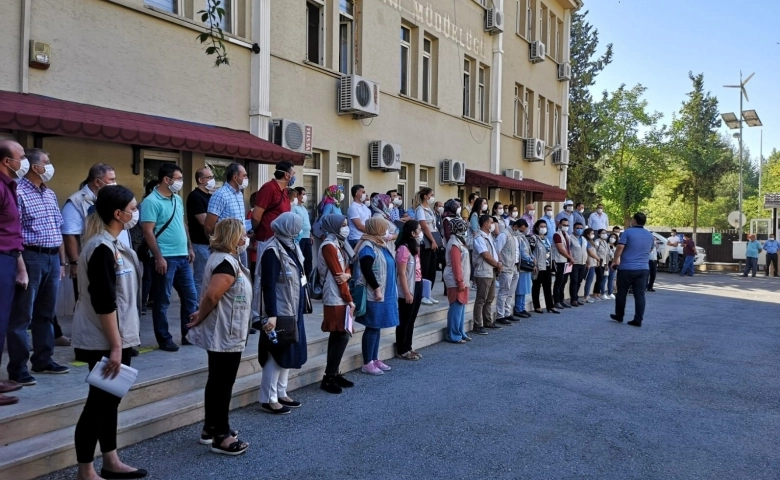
[722,72,763,240]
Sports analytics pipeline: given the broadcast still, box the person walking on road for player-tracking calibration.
[610,212,655,327]
[762,234,779,277]
[680,233,696,277]
[743,235,762,278]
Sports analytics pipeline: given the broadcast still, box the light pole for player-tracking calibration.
[722,72,763,240]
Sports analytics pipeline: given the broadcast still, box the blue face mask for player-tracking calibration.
[575,228,584,236]
[288,174,296,186]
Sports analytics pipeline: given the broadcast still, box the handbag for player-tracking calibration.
[309,267,324,300]
[423,231,444,250]
[519,258,535,272]
[303,281,314,314]
[271,315,299,345]
[137,199,177,259]
[350,283,367,318]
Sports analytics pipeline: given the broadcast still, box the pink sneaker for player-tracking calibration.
[373,359,392,371]
[361,362,383,375]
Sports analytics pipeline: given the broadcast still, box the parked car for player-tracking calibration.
[652,233,706,271]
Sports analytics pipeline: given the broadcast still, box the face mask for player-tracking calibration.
[336,193,344,202]
[588,235,595,240]
[236,236,250,254]
[302,195,307,204]
[609,238,616,244]
[545,211,552,217]
[529,210,535,216]
[597,208,603,214]
[497,208,504,216]
[539,228,548,235]
[600,233,608,240]
[416,232,424,242]
[561,226,569,233]
[566,206,574,212]
[437,206,444,214]
[205,179,216,191]
[456,207,462,216]
[292,198,299,206]
[363,200,371,207]
[288,175,296,186]
[489,224,496,233]
[239,178,249,190]
[575,228,584,236]
[37,164,55,182]
[482,204,488,212]
[123,210,139,230]
[428,196,436,204]
[511,211,518,218]
[360,193,367,202]
[391,198,401,206]
[771,238,776,241]
[13,158,30,179]
[170,180,184,193]
[578,208,584,213]
[385,230,393,240]
[339,226,351,238]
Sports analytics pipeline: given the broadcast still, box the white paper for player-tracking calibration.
[85,357,138,398]
[345,308,354,334]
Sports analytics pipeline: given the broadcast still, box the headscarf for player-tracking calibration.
[356,217,389,252]
[443,199,460,219]
[321,213,354,259]
[317,185,344,216]
[271,212,302,250]
[370,194,392,221]
[449,217,468,245]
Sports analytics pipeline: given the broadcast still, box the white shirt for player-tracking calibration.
[588,211,610,231]
[347,201,371,241]
[473,231,497,257]
[667,235,680,247]
[62,189,132,249]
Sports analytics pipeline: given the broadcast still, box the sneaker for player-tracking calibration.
[606,294,615,300]
[429,297,440,304]
[11,374,36,386]
[421,297,434,306]
[496,317,512,325]
[31,363,69,374]
[361,362,384,375]
[373,359,392,371]
[472,327,488,335]
[159,342,180,352]
[585,297,595,304]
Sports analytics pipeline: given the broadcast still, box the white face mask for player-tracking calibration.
[482,204,488,212]
[339,226,351,238]
[561,226,569,233]
[544,211,552,217]
[600,233,608,240]
[566,206,574,212]
[169,180,184,193]
[302,195,307,204]
[123,209,139,230]
[597,208,603,214]
[529,210,535,216]
[416,232,424,242]
[588,235,595,240]
[539,227,548,235]
[437,206,444,214]
[608,237,616,244]
[239,178,249,190]
[489,224,496,233]
[393,197,403,206]
[497,208,504,216]
[511,211,518,218]
[456,207,462,216]
[293,198,299,206]
[236,236,250,254]
[14,158,30,178]
[205,178,216,191]
[363,200,371,207]
[385,230,393,240]
[37,164,55,182]
[360,193,367,202]
[428,195,436,204]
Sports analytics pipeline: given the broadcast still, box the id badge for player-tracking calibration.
[301,274,308,286]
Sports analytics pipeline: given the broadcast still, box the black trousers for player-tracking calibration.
[532,268,554,310]
[396,281,423,354]
[420,248,437,290]
[766,253,778,276]
[647,260,657,289]
[615,270,650,322]
[569,264,587,302]
[325,332,350,376]
[553,262,570,305]
[299,237,313,279]
[204,351,242,436]
[593,266,604,294]
[74,348,133,463]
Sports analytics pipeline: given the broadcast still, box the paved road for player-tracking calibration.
[40,273,780,480]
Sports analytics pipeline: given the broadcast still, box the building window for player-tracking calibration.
[538,96,547,143]
[422,38,432,103]
[145,0,179,14]
[400,26,411,95]
[419,167,429,186]
[144,151,181,188]
[307,0,325,65]
[513,85,520,136]
[540,4,548,47]
[557,18,564,61]
[554,106,561,145]
[527,0,534,40]
[525,88,533,137]
[477,66,487,123]
[302,151,322,224]
[463,58,471,117]
[398,165,408,210]
[209,0,234,33]
[339,1,354,74]
[336,155,353,214]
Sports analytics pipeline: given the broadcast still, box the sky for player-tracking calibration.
[587,0,780,165]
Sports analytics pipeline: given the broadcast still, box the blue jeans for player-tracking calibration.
[7,250,60,378]
[0,253,19,368]
[446,300,467,342]
[607,264,616,295]
[584,266,595,297]
[669,250,679,272]
[361,327,381,364]
[681,255,695,276]
[152,256,198,346]
[743,257,758,277]
[191,243,210,296]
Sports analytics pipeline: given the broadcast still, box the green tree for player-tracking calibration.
[567,10,613,206]
[670,73,734,238]
[594,84,667,226]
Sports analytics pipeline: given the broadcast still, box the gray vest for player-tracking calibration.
[264,239,302,317]
[356,241,388,302]
[66,186,95,221]
[444,236,470,288]
[318,237,350,307]
[72,232,141,350]
[497,232,518,273]
[551,231,571,264]
[570,235,588,265]
[186,252,251,352]
[472,231,497,278]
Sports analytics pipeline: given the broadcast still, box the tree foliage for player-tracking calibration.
[198,0,230,66]
[567,10,613,207]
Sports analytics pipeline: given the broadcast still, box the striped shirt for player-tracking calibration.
[207,183,245,223]
[17,177,63,248]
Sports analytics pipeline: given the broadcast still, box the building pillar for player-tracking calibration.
[489,0,504,175]
[250,0,272,187]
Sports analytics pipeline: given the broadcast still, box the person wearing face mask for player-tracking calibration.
[347,184,371,248]
[494,216,519,325]
[521,204,536,231]
[386,189,407,224]
[187,167,217,294]
[0,140,28,405]
[415,188,441,305]
[469,198,488,237]
[512,219,533,318]
[581,228,602,303]
[589,229,609,301]
[602,233,619,299]
[552,218,575,310]
[472,215,502,334]
[588,203,609,231]
[185,218,251,455]
[140,163,198,352]
[491,202,505,223]
[292,187,313,280]
[72,185,147,479]
[505,204,519,228]
[573,202,587,228]
[7,147,72,387]
[567,223,592,307]
[313,185,345,240]
[443,217,471,343]
[555,200,575,228]
[541,205,556,243]
[529,220,557,314]
[763,234,779,276]
[206,163,250,269]
[395,220,424,360]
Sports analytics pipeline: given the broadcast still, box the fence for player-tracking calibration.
[653,230,740,264]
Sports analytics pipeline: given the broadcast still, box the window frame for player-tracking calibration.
[397,165,408,211]
[463,58,471,118]
[339,1,354,74]
[336,155,354,215]
[306,0,326,66]
[144,0,181,15]
[400,26,412,96]
[422,37,432,104]
[477,65,487,123]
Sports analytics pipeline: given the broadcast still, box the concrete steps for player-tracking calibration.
[0,300,474,480]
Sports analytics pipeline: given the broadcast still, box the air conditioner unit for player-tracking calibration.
[269,119,313,156]
[339,74,380,119]
[484,8,504,34]
[441,159,466,184]
[503,169,523,181]
[369,141,401,171]
[552,149,570,166]
[557,62,571,81]
[524,138,545,162]
[530,41,546,63]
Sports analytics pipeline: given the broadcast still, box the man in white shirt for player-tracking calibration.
[347,184,370,248]
[588,203,609,231]
[666,228,681,273]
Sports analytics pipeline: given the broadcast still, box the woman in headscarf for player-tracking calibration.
[314,185,345,241]
[258,212,307,414]
[394,220,423,360]
[355,217,399,375]
[371,193,398,245]
[317,214,356,394]
[440,199,462,243]
[443,217,471,343]
[513,219,533,318]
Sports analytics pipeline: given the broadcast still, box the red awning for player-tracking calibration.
[465,169,567,201]
[0,91,304,165]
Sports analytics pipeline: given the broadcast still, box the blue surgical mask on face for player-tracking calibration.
[575,228,584,236]
[288,174,296,186]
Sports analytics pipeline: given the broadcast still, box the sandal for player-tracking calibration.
[200,429,239,445]
[209,433,249,456]
[411,350,423,359]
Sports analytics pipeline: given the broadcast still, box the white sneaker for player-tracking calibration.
[585,297,595,304]
[429,297,440,304]
[421,297,434,305]
[606,294,615,300]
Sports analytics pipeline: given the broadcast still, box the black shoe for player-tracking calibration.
[627,320,642,327]
[496,317,512,325]
[484,324,502,329]
[520,311,532,318]
[130,348,139,357]
[534,309,545,314]
[554,303,565,310]
[278,398,301,408]
[100,468,148,479]
[610,314,624,323]
[31,362,69,374]
[647,288,655,292]
[159,342,180,352]
[320,376,343,394]
[334,374,354,388]
[561,302,572,309]
[181,337,192,346]
[472,327,489,335]
[11,374,37,386]
[571,301,580,307]
[260,403,291,415]
[547,308,560,314]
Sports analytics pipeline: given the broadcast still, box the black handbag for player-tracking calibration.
[303,282,314,314]
[519,258,535,272]
[271,315,299,345]
[424,231,444,250]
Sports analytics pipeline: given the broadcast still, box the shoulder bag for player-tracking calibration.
[137,199,177,259]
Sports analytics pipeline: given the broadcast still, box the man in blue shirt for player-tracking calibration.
[541,205,556,243]
[763,234,779,277]
[555,200,575,227]
[610,212,654,327]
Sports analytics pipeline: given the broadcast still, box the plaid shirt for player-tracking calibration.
[207,183,245,222]
[17,177,63,248]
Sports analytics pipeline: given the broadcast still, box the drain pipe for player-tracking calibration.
[19,0,31,93]
[250,0,272,185]
[559,8,572,191]
[489,0,504,176]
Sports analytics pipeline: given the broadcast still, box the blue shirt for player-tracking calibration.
[207,183,245,222]
[292,204,312,241]
[617,226,654,271]
[542,215,556,243]
[763,239,779,254]
[140,188,188,257]
[746,240,762,258]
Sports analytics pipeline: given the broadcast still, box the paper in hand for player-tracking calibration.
[85,357,139,398]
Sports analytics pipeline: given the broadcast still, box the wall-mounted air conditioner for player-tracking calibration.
[485,8,504,34]
[524,138,545,162]
[269,119,313,156]
[339,74,379,119]
[530,41,546,63]
[441,159,466,184]
[558,62,571,81]
[369,141,401,171]
[552,149,570,166]
[503,169,523,181]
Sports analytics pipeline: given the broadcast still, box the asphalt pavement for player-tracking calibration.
[39,272,780,480]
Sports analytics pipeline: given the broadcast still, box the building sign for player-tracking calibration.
[764,193,780,209]
[383,0,487,58]
[712,233,722,245]
[304,125,313,154]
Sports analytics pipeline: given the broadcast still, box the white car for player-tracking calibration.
[651,233,706,271]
